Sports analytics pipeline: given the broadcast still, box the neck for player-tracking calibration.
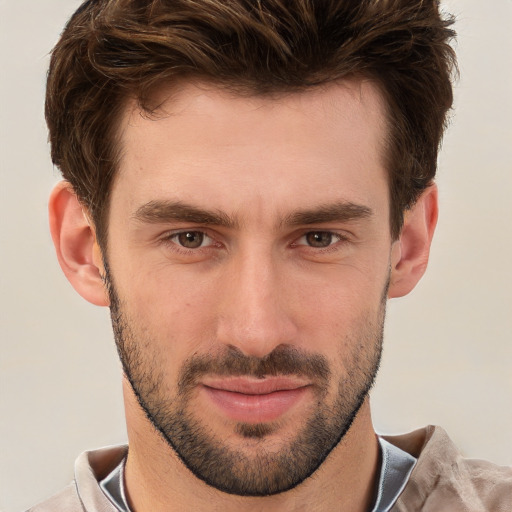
[123,379,380,512]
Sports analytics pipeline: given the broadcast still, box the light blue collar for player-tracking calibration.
[371,437,417,512]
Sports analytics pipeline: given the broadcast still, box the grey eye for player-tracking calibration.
[305,232,335,248]
[176,231,205,248]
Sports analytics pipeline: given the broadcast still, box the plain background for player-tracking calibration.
[1,1,511,510]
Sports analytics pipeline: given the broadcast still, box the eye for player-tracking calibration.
[169,231,213,249]
[295,231,344,248]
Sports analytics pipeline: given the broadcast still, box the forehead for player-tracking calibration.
[121,79,387,150]
[114,79,389,222]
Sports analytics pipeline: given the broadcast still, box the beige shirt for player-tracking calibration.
[27,426,512,512]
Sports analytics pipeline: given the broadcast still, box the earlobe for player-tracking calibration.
[49,181,110,307]
[388,184,438,298]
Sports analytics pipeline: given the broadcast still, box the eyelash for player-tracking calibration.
[159,229,350,254]
[159,230,220,253]
[291,232,349,251]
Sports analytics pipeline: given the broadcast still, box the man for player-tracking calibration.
[30,0,511,510]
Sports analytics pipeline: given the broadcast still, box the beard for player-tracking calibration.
[106,266,386,497]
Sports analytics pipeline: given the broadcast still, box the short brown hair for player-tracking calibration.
[46,0,456,245]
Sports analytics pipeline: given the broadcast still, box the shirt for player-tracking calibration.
[27,426,512,512]
[99,436,417,512]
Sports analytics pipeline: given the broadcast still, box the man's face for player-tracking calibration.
[105,81,394,496]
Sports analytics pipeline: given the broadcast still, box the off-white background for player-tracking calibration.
[1,1,511,510]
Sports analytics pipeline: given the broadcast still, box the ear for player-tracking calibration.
[49,181,110,306]
[388,184,438,298]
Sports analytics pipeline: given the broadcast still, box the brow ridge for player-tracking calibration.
[282,202,373,227]
[132,199,372,230]
[133,200,238,228]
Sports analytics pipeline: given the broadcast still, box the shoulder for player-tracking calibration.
[26,483,82,512]
[385,425,512,512]
[26,444,127,512]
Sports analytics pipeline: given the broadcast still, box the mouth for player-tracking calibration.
[200,376,312,424]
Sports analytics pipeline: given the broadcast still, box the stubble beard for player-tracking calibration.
[106,268,386,497]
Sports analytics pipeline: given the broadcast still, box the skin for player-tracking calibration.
[49,79,438,511]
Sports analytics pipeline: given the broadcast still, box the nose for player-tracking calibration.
[215,248,298,358]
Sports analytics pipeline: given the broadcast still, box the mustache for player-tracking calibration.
[178,345,330,393]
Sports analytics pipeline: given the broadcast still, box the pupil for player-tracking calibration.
[306,232,332,248]
[178,232,204,248]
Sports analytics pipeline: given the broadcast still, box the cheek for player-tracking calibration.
[114,266,222,362]
[292,263,387,323]
[288,264,388,373]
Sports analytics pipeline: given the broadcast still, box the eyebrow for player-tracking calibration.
[133,200,238,228]
[132,199,373,229]
[281,201,373,227]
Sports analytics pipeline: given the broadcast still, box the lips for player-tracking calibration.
[200,377,311,423]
